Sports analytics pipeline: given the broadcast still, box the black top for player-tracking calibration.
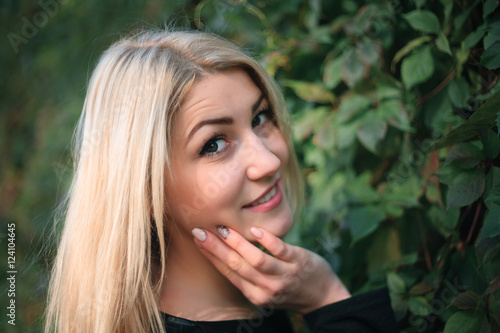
[162,288,400,332]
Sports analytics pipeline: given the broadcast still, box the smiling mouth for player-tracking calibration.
[244,185,277,208]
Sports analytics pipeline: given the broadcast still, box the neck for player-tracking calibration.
[159,226,257,321]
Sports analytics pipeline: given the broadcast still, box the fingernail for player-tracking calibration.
[192,228,207,242]
[216,225,230,239]
[250,227,263,239]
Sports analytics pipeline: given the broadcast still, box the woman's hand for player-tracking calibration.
[191,226,351,314]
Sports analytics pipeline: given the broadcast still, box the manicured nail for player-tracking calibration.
[192,228,207,242]
[216,225,230,239]
[250,227,263,239]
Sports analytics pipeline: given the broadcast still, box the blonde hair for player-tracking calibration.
[45,29,303,333]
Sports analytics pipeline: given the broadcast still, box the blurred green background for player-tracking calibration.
[1,0,500,332]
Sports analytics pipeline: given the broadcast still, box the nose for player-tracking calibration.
[244,132,281,180]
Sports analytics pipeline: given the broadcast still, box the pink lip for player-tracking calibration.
[243,180,283,213]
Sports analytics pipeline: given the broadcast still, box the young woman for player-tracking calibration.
[45,30,399,332]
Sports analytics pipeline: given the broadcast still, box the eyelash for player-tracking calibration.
[199,132,227,157]
[198,108,274,157]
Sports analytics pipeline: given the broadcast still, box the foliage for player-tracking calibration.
[196,0,500,331]
[1,0,500,332]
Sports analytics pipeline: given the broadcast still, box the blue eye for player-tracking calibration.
[252,110,270,128]
[199,133,227,156]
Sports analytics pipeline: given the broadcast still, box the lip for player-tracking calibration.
[243,179,282,213]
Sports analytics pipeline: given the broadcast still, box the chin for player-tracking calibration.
[263,209,294,239]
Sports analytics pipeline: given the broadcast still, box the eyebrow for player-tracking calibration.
[186,94,266,141]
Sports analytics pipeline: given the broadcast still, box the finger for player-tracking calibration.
[250,227,298,262]
[193,229,264,282]
[215,226,284,274]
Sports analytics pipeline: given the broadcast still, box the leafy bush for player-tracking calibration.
[2,0,499,331]
[197,0,500,331]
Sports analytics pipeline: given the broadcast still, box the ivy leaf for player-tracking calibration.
[403,10,440,34]
[323,56,343,89]
[378,100,413,132]
[447,77,470,108]
[479,203,500,240]
[387,271,406,294]
[483,0,499,19]
[434,90,500,149]
[401,46,434,90]
[497,110,500,136]
[344,204,385,244]
[337,94,372,123]
[480,41,500,70]
[408,296,432,316]
[391,36,432,72]
[449,291,479,310]
[444,143,485,169]
[342,48,366,88]
[356,113,387,154]
[444,310,489,333]
[476,235,500,266]
[479,130,500,159]
[428,205,460,237]
[357,39,380,66]
[436,32,452,55]
[446,170,485,209]
[284,80,336,104]
[464,25,486,49]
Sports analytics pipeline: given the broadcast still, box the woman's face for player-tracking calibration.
[166,68,292,241]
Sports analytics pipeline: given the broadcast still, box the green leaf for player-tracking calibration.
[284,80,336,104]
[498,110,500,136]
[323,56,343,89]
[444,143,485,169]
[479,204,500,240]
[434,91,500,149]
[366,227,402,274]
[357,39,380,66]
[464,25,486,49]
[447,77,470,108]
[479,129,500,159]
[401,46,434,90]
[436,32,452,55]
[293,107,329,140]
[378,100,413,131]
[403,10,440,34]
[440,0,453,25]
[428,205,460,237]
[337,94,372,123]
[391,36,432,72]
[408,296,432,316]
[446,170,485,209]
[484,31,500,49]
[444,310,489,333]
[387,271,406,294]
[449,291,479,310]
[483,0,499,19]
[356,113,387,153]
[480,41,500,70]
[341,48,366,88]
[344,205,385,244]
[454,0,480,29]
[476,235,500,266]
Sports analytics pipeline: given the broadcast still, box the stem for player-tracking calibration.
[417,213,432,271]
[465,203,482,245]
[418,70,456,106]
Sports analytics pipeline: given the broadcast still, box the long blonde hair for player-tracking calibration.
[45,29,303,333]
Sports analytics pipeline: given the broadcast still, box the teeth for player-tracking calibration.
[248,186,277,207]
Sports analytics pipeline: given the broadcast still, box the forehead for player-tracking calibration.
[178,69,262,124]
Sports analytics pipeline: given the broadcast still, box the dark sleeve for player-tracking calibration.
[304,288,400,333]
